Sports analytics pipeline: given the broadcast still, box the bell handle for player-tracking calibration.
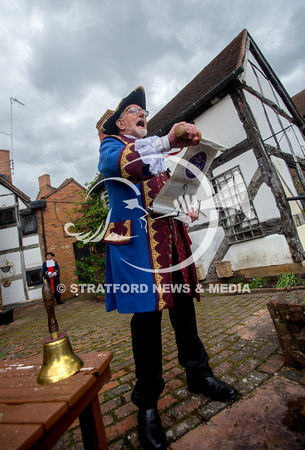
[42,278,59,339]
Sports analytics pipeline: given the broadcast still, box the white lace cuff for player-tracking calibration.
[135,136,170,175]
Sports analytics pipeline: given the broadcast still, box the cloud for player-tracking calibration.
[0,0,304,199]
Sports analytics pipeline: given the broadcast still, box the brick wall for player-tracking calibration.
[96,109,114,143]
[36,178,86,300]
[0,149,12,184]
[37,174,53,198]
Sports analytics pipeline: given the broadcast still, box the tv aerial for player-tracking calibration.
[10,96,25,174]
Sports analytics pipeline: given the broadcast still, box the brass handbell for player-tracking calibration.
[37,279,83,384]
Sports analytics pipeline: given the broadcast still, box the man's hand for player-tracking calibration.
[173,195,199,223]
[168,122,200,149]
[187,206,199,223]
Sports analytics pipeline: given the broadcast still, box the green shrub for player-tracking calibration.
[276,272,301,288]
[67,174,109,295]
[246,277,268,289]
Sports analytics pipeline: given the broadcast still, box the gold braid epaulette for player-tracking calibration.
[107,135,138,181]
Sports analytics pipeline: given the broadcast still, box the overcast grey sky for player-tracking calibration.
[0,0,304,199]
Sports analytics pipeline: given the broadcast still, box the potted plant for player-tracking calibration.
[267,290,305,367]
[0,260,16,288]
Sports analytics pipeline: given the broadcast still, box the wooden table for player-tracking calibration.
[0,351,112,450]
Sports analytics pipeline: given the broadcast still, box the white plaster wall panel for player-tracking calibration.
[212,150,258,188]
[244,58,261,93]
[253,65,276,103]
[268,80,291,115]
[270,155,303,216]
[24,247,42,269]
[273,92,292,118]
[194,96,246,148]
[0,185,13,196]
[270,84,291,115]
[190,226,225,274]
[257,70,287,113]
[0,227,19,251]
[28,287,42,301]
[294,126,305,147]
[245,64,260,92]
[289,126,305,159]
[247,53,290,115]
[276,115,297,155]
[264,107,293,154]
[169,96,247,177]
[23,235,39,246]
[244,91,274,143]
[1,279,26,306]
[224,234,292,270]
[265,106,287,147]
[0,191,15,208]
[297,224,305,251]
[271,155,298,196]
[18,198,29,210]
[0,185,10,195]
[253,183,280,221]
[244,83,303,159]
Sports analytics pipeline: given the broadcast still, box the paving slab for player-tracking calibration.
[1,291,305,449]
[170,375,305,449]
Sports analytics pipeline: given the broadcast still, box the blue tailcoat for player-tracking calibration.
[98,135,198,314]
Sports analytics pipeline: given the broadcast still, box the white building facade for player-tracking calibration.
[148,29,305,281]
[0,158,43,308]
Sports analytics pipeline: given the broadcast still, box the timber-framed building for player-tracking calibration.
[148,29,305,282]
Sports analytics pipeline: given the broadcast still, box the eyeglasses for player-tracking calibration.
[125,107,149,117]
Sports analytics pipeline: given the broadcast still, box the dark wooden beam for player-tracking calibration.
[211,139,251,169]
[230,89,305,262]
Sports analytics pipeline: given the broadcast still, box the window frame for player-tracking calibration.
[0,207,16,227]
[26,268,43,287]
[21,212,38,236]
[212,165,264,244]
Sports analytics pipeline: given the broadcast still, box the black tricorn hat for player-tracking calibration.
[101,86,146,136]
[45,252,55,257]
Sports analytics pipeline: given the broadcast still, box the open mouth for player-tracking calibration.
[136,119,145,128]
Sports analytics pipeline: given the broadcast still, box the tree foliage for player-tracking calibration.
[67,174,109,293]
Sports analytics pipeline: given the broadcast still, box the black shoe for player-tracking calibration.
[138,407,167,449]
[56,299,64,304]
[188,376,239,402]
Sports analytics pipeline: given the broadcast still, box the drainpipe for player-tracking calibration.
[30,200,47,254]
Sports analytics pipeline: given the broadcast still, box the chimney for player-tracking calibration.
[0,150,12,184]
[96,109,114,143]
[37,174,53,199]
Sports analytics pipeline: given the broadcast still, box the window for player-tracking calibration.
[212,166,264,244]
[26,269,43,287]
[21,213,37,235]
[0,208,16,226]
[73,241,92,283]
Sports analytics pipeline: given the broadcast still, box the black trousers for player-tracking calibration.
[130,268,213,409]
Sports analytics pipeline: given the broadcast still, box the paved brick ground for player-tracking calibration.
[1,291,305,449]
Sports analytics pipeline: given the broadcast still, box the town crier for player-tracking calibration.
[98,86,238,449]
[42,252,63,305]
